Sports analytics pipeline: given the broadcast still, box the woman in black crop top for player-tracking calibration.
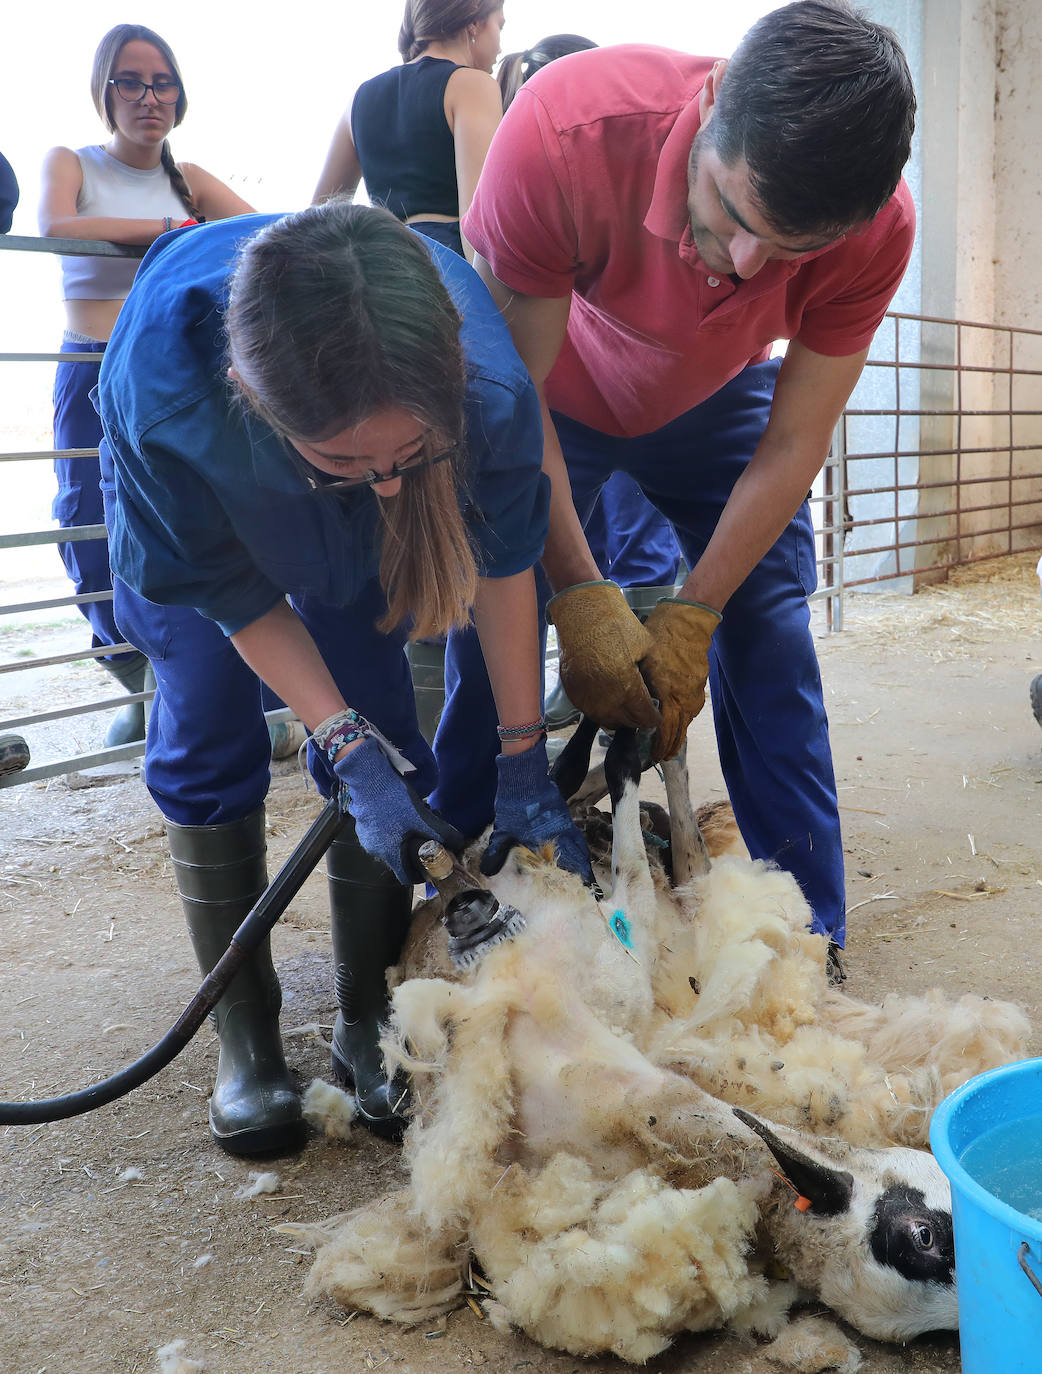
[313,1,504,259]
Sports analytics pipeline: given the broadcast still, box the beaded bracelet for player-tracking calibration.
[496,715,548,742]
[312,708,370,765]
[162,216,172,233]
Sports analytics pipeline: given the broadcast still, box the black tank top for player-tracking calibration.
[351,56,462,220]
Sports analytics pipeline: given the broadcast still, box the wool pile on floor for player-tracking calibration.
[287,758,1029,1367]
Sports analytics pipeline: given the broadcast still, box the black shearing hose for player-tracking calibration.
[0,796,349,1125]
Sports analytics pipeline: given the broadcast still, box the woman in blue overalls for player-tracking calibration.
[98,201,588,1152]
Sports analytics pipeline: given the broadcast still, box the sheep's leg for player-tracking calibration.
[661,744,710,884]
[564,726,658,809]
[548,714,600,802]
[600,730,657,954]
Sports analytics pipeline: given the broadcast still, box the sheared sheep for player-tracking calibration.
[290,729,1030,1363]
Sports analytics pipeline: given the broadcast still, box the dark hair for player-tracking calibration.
[399,0,499,61]
[702,0,915,238]
[498,33,597,111]
[90,24,203,221]
[226,202,478,636]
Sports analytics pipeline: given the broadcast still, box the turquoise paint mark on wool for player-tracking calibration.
[610,909,634,949]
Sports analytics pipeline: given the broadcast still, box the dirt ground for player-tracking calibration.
[2,553,1041,1374]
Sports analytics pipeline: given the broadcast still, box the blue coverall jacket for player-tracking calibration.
[97,214,548,832]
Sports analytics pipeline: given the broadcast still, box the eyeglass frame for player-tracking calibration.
[108,76,182,104]
[297,441,459,493]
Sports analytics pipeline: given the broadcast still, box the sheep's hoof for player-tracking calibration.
[826,942,847,986]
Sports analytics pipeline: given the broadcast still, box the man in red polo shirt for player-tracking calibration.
[462,0,916,961]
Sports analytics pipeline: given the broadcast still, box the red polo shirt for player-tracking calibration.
[463,44,915,439]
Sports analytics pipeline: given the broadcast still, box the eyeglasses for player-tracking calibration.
[108,77,181,104]
[301,443,458,493]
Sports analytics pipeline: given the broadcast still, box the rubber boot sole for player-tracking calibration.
[209,1109,309,1157]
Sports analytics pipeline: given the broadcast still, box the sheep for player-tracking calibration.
[290,729,1030,1363]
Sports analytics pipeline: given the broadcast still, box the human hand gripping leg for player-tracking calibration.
[639,598,722,762]
[231,600,461,880]
[472,570,591,882]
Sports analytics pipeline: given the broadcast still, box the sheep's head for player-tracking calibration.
[734,1108,957,1341]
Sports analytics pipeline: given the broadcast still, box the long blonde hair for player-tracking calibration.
[225,202,479,640]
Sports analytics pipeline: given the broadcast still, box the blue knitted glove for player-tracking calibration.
[332,737,463,884]
[481,737,593,883]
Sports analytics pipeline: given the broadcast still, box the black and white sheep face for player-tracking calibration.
[816,1170,958,1341]
[746,1113,959,1340]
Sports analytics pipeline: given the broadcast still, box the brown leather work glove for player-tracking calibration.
[640,597,722,762]
[546,581,662,730]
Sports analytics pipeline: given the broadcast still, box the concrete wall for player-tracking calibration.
[993,2,1042,548]
[838,0,1042,587]
[995,1,1042,329]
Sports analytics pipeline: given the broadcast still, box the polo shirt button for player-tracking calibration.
[707,276,721,287]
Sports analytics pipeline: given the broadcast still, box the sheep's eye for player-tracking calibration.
[911,1222,934,1251]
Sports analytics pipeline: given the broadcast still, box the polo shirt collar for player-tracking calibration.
[644,91,703,246]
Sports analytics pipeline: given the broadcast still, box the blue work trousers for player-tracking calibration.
[585,470,682,587]
[52,335,124,656]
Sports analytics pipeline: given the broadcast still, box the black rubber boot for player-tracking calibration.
[1031,673,1042,730]
[0,733,30,777]
[168,808,306,1155]
[406,639,446,745]
[327,820,413,1139]
[101,649,149,747]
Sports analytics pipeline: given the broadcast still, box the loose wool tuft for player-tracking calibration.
[156,1340,206,1374]
[233,1170,280,1200]
[302,1077,358,1140]
[764,1315,862,1372]
[295,1192,467,1323]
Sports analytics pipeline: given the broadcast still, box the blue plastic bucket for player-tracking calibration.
[930,1058,1042,1373]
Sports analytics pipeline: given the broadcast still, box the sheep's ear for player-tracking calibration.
[734,1108,854,1217]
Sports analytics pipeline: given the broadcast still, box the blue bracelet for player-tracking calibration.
[323,727,365,765]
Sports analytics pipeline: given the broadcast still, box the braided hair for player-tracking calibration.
[159,141,203,222]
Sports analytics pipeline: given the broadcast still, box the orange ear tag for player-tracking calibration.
[770,1167,813,1213]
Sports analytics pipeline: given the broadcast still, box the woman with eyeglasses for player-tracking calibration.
[313,0,505,260]
[97,200,590,1153]
[38,24,252,746]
